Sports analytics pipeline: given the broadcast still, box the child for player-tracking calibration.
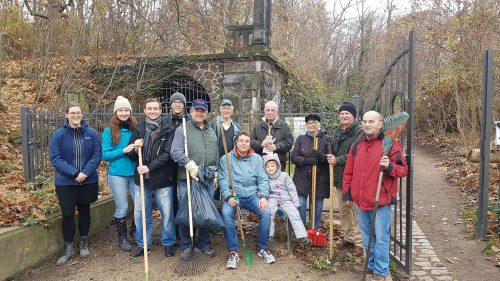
[263,153,311,246]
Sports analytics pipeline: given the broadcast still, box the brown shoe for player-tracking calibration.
[371,273,386,281]
[349,246,364,256]
[338,240,355,250]
[354,265,373,274]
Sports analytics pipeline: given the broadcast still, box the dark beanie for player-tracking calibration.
[305,114,321,122]
[338,102,356,117]
[170,92,186,105]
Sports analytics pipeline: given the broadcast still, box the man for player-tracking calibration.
[219,131,275,269]
[209,98,241,201]
[250,100,294,171]
[127,98,177,259]
[170,99,219,260]
[343,111,408,281]
[326,102,364,256]
[165,92,190,127]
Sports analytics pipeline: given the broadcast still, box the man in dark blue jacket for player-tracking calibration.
[127,98,177,259]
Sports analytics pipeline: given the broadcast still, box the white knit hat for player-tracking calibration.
[113,96,132,113]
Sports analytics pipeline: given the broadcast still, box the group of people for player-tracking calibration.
[49,93,407,281]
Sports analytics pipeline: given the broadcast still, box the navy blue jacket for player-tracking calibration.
[49,120,102,186]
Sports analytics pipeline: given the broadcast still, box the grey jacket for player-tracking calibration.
[263,153,300,207]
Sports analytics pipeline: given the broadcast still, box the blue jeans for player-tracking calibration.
[358,204,393,277]
[298,195,323,230]
[221,195,271,252]
[108,175,136,218]
[177,179,214,250]
[133,185,176,248]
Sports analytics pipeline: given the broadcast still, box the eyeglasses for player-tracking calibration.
[306,121,316,126]
[67,112,82,116]
[361,119,380,126]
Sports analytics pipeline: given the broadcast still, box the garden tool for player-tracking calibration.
[220,122,253,265]
[137,146,149,281]
[363,112,409,281]
[328,141,335,260]
[172,117,213,276]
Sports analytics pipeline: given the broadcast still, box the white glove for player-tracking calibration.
[185,160,199,181]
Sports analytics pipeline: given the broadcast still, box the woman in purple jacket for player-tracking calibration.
[49,102,101,266]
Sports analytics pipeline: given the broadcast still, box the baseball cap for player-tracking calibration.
[221,99,233,106]
[192,99,208,111]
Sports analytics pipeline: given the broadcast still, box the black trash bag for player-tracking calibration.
[174,178,225,230]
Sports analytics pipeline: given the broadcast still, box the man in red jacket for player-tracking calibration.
[343,111,408,281]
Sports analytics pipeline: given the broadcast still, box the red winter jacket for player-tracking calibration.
[342,133,408,211]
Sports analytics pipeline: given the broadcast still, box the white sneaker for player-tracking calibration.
[258,249,275,264]
[226,251,240,269]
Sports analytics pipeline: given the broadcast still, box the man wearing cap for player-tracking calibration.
[171,99,219,260]
[251,100,294,171]
[165,92,190,128]
[326,102,364,256]
[209,99,241,201]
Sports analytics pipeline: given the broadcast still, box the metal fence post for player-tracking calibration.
[477,49,494,241]
[21,107,34,182]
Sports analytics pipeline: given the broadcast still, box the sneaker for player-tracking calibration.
[164,246,175,258]
[297,237,312,247]
[180,248,193,261]
[257,249,275,264]
[199,246,215,258]
[129,247,151,259]
[371,273,386,281]
[349,246,364,256]
[354,265,373,274]
[226,251,240,269]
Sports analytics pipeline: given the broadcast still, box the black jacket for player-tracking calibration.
[127,119,175,189]
[250,118,294,162]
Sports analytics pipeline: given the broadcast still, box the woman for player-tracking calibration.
[291,114,331,230]
[102,96,137,252]
[49,102,101,265]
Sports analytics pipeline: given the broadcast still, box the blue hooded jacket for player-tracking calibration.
[49,120,102,186]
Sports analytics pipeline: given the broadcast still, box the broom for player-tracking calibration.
[220,121,253,265]
[171,117,213,276]
[363,112,409,281]
[137,145,149,281]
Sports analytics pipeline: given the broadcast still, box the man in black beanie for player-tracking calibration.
[165,92,190,127]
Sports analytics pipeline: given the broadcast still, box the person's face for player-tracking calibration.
[362,112,383,137]
[144,102,161,121]
[265,161,279,175]
[236,134,251,153]
[220,105,233,119]
[171,100,184,115]
[305,120,317,132]
[264,105,278,122]
[191,108,207,124]
[116,108,131,122]
[65,106,83,128]
[339,111,355,128]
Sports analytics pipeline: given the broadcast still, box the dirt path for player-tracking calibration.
[413,146,499,280]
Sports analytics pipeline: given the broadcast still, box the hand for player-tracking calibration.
[345,200,352,207]
[310,150,324,160]
[380,155,390,168]
[137,165,149,175]
[302,157,318,166]
[75,172,87,182]
[259,198,268,210]
[123,144,135,153]
[294,203,301,209]
[185,161,199,181]
[266,143,277,152]
[327,154,336,165]
[134,139,144,147]
[228,197,239,207]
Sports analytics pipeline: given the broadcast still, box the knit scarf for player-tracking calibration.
[143,118,162,163]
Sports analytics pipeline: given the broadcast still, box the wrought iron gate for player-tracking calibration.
[367,30,416,274]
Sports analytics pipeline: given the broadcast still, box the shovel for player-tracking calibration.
[220,122,253,265]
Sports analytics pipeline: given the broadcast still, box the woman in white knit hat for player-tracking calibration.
[101,96,138,252]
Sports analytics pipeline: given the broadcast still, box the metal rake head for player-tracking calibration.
[171,248,213,276]
[382,112,409,154]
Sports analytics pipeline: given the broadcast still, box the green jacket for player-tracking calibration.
[332,122,363,188]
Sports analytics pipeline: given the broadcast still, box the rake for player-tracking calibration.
[220,121,254,265]
[363,111,409,281]
[172,117,213,276]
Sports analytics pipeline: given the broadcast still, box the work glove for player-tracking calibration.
[185,160,199,181]
[302,157,318,166]
[310,150,326,163]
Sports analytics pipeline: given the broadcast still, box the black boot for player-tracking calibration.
[129,218,136,242]
[115,217,132,252]
[79,236,90,258]
[56,242,74,266]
